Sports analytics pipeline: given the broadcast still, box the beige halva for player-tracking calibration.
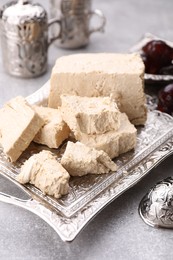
[49,53,147,125]
[0,53,147,198]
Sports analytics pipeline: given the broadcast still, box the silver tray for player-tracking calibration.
[130,32,173,83]
[1,81,173,241]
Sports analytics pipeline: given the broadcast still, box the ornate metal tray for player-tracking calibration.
[130,32,173,83]
[1,81,173,241]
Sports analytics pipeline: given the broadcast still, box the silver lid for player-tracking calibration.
[2,0,47,24]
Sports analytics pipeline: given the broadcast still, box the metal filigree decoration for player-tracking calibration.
[1,2,48,77]
[1,82,173,241]
[139,177,173,228]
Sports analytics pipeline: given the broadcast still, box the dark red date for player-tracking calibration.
[157,83,173,115]
[141,40,173,75]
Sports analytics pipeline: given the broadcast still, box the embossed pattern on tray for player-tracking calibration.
[1,82,173,241]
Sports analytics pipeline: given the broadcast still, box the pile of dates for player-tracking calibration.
[141,40,173,75]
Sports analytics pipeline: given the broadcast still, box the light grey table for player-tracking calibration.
[1,0,173,259]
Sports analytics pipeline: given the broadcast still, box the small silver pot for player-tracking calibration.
[0,0,60,78]
[50,0,106,49]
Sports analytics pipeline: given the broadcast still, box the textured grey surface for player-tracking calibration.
[0,0,173,259]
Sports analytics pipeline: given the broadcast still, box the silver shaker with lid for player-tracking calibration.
[0,0,60,78]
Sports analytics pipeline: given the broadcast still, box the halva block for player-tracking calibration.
[17,150,70,198]
[61,141,117,176]
[33,106,70,148]
[76,113,137,159]
[0,96,44,162]
[60,95,120,135]
[49,53,147,125]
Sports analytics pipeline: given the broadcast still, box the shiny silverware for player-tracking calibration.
[50,0,106,49]
[0,0,60,78]
[139,177,173,228]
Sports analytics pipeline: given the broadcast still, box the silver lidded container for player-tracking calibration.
[0,0,59,78]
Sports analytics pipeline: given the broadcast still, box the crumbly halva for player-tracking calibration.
[49,53,147,125]
[75,113,137,159]
[33,106,70,148]
[61,141,117,176]
[0,96,44,162]
[17,150,70,198]
[60,95,120,135]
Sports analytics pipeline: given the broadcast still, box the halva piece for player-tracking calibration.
[0,96,44,162]
[33,106,70,148]
[49,53,147,125]
[61,141,117,176]
[75,113,137,159]
[17,150,70,198]
[60,95,120,135]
